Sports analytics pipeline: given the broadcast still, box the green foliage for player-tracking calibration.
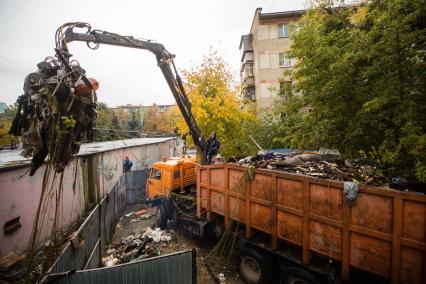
[60,116,76,129]
[127,111,142,138]
[0,104,19,147]
[267,0,426,181]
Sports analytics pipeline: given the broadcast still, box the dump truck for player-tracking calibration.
[146,157,196,199]
[191,163,426,284]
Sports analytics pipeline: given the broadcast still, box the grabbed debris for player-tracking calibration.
[9,46,98,175]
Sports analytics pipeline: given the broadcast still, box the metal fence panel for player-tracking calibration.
[114,183,126,221]
[99,196,107,257]
[78,205,100,270]
[104,189,116,245]
[48,205,100,273]
[48,242,73,274]
[84,239,100,270]
[45,250,195,284]
[126,170,148,205]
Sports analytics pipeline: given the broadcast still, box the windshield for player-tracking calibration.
[150,168,161,180]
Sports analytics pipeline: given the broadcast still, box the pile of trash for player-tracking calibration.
[0,251,25,282]
[232,149,387,185]
[102,227,173,267]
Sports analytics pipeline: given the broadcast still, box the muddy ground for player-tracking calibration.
[110,204,244,284]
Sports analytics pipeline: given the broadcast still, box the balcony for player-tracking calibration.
[242,51,253,64]
[239,34,253,61]
[242,87,255,101]
[243,76,254,88]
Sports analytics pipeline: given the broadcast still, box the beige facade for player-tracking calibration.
[240,8,304,112]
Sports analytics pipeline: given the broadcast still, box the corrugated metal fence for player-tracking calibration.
[43,250,195,284]
[125,169,148,205]
[42,170,196,283]
[46,175,127,275]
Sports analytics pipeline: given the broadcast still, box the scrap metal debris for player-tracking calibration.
[235,148,387,185]
[9,45,98,175]
[102,227,173,267]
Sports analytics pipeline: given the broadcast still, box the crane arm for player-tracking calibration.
[61,24,206,162]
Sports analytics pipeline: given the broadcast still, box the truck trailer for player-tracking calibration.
[193,163,426,284]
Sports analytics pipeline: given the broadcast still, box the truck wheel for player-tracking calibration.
[237,246,273,284]
[280,267,320,284]
[155,205,167,229]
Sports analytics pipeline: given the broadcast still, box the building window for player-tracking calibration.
[279,52,292,68]
[279,81,292,96]
[278,24,289,38]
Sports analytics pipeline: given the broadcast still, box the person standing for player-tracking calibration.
[123,156,133,172]
[206,132,220,164]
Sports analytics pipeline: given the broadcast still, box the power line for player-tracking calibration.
[0,55,32,72]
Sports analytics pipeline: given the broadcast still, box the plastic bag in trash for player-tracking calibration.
[343,181,359,206]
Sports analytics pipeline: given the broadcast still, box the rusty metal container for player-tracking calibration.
[196,164,426,284]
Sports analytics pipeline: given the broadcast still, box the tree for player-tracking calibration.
[173,51,258,158]
[93,102,114,141]
[0,104,19,147]
[127,110,142,138]
[143,105,175,134]
[111,113,122,140]
[271,0,426,181]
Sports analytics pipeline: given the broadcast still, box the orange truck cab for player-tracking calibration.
[146,157,196,199]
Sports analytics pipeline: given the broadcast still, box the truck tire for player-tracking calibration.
[155,205,167,229]
[280,267,320,284]
[237,246,273,284]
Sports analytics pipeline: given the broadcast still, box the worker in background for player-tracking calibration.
[206,132,220,164]
[182,134,187,155]
[123,156,133,172]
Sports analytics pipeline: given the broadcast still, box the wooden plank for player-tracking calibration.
[207,168,212,221]
[196,166,201,217]
[309,214,343,228]
[249,196,272,207]
[224,166,230,227]
[271,174,277,250]
[391,198,403,284]
[349,225,393,242]
[203,184,226,192]
[401,238,426,251]
[246,179,252,239]
[227,190,247,200]
[341,193,351,280]
[302,180,311,264]
[276,204,303,216]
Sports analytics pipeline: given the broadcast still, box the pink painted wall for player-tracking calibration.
[0,138,178,257]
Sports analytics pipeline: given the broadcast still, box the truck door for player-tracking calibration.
[147,168,162,198]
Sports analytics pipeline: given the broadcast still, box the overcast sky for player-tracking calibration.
[0,0,306,107]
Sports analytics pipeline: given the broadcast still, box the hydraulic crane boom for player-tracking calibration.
[61,23,206,163]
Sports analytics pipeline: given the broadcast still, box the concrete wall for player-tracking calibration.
[0,138,179,257]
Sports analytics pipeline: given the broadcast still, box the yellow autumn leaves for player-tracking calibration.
[171,51,258,158]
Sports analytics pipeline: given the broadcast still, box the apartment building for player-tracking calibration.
[240,8,304,111]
